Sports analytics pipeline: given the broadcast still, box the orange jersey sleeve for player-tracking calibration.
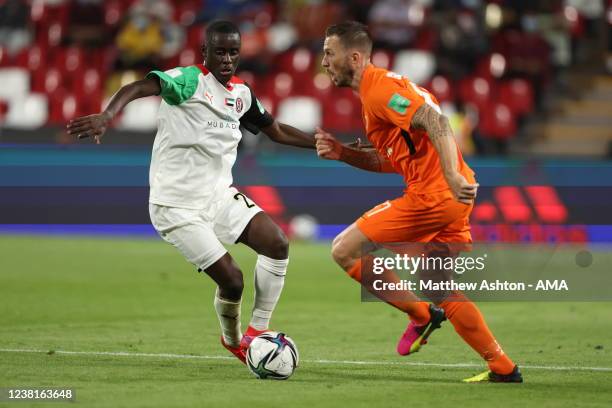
[359,65,474,195]
[364,71,426,132]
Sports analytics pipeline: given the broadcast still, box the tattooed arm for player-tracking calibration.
[411,104,478,204]
[315,127,395,173]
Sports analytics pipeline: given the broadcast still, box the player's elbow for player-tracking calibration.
[263,121,283,143]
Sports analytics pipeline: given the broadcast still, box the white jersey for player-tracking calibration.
[146,64,272,209]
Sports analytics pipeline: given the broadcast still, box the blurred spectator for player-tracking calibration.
[65,0,108,48]
[283,0,344,48]
[115,0,184,70]
[436,7,488,79]
[197,0,273,24]
[0,0,32,56]
[368,0,416,49]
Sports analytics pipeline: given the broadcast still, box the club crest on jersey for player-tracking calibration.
[235,97,243,113]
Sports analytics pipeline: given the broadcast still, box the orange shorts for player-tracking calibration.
[356,189,473,244]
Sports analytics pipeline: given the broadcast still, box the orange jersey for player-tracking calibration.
[359,65,475,194]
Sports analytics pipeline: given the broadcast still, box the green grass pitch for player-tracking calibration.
[1,235,611,407]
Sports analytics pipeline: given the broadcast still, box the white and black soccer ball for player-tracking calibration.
[246,332,299,380]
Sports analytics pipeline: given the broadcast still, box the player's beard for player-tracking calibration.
[334,58,355,87]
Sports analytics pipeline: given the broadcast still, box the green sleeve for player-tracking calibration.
[145,66,200,105]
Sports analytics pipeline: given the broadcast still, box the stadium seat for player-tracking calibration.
[175,1,199,26]
[476,53,507,79]
[0,68,30,101]
[458,75,494,111]
[498,78,534,117]
[309,72,333,99]
[478,102,517,139]
[5,93,48,129]
[43,68,63,95]
[276,96,321,132]
[14,45,45,72]
[119,96,161,131]
[426,75,454,103]
[104,0,123,26]
[266,23,297,53]
[272,72,294,99]
[73,68,103,114]
[322,90,362,133]
[0,99,8,119]
[186,25,206,49]
[276,47,314,89]
[0,46,10,67]
[392,50,435,85]
[178,48,197,67]
[371,50,393,70]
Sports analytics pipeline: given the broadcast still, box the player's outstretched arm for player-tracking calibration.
[66,77,161,144]
[315,127,395,173]
[411,104,478,204]
[260,121,316,149]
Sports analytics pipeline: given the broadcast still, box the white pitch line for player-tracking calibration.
[1,348,611,373]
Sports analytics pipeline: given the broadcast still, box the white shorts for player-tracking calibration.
[149,187,263,271]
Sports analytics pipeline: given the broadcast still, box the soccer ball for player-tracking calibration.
[246,331,299,380]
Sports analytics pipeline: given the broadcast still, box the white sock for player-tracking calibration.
[250,255,288,331]
[213,288,242,347]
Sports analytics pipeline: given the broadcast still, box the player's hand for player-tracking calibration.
[315,127,343,160]
[66,112,112,144]
[447,172,479,205]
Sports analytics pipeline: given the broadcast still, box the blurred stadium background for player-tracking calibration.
[0,0,611,243]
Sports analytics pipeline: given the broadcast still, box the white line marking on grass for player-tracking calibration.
[1,348,611,372]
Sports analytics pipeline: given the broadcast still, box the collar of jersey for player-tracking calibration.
[196,64,244,91]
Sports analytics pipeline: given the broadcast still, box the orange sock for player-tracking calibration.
[440,291,515,374]
[347,258,430,325]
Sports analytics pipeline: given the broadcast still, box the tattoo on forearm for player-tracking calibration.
[339,147,383,172]
[411,104,458,176]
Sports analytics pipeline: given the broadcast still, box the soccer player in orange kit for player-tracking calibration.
[316,21,522,383]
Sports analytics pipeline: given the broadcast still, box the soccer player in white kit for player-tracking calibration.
[66,21,315,364]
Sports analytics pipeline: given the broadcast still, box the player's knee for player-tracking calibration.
[331,239,351,269]
[262,229,289,259]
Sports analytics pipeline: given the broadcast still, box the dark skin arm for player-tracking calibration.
[260,121,316,149]
[315,127,395,173]
[66,77,161,143]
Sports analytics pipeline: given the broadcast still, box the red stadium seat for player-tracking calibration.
[73,68,103,114]
[272,72,294,99]
[322,90,362,133]
[104,1,123,26]
[426,75,454,104]
[371,50,393,70]
[56,47,86,90]
[0,46,10,67]
[458,75,494,111]
[478,102,517,140]
[498,79,534,117]
[47,89,68,124]
[276,48,314,74]
[44,68,64,95]
[186,25,206,48]
[178,48,198,67]
[14,45,46,72]
[175,1,200,26]
[475,53,507,79]
[0,99,8,119]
